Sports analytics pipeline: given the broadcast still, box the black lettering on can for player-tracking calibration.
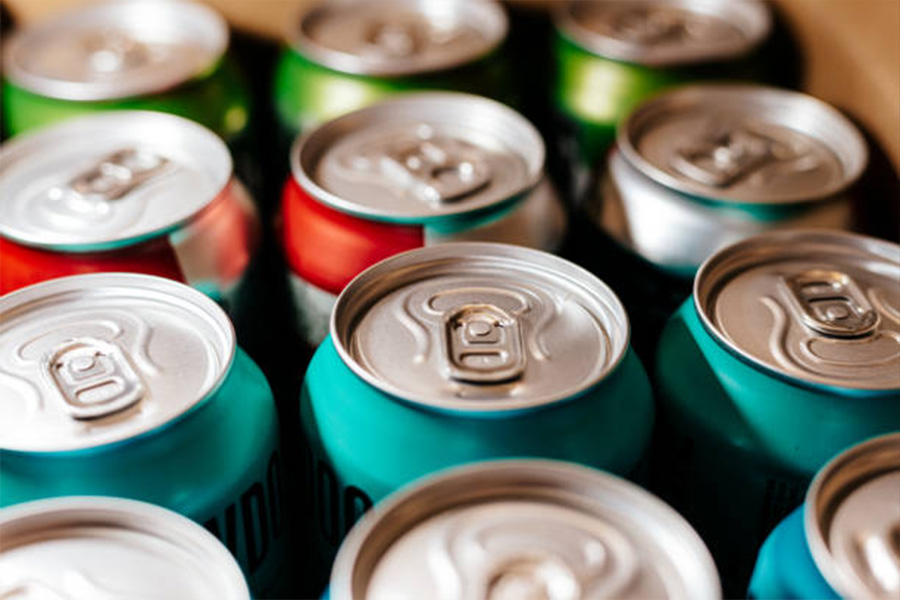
[242,482,270,574]
[316,459,339,546]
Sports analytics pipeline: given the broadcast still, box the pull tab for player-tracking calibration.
[364,21,421,58]
[612,7,686,44]
[84,31,150,73]
[46,338,144,420]
[442,305,525,384]
[65,149,170,202]
[785,270,879,338]
[671,126,790,188]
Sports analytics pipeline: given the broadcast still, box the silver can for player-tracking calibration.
[330,460,721,599]
[0,496,250,600]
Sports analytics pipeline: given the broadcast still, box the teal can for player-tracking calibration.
[651,230,900,596]
[300,243,654,579]
[748,433,900,599]
[0,274,287,598]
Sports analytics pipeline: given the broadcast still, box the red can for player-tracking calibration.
[0,111,258,305]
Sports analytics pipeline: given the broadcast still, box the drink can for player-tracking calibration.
[301,242,653,576]
[330,460,720,599]
[282,92,567,355]
[749,432,900,599]
[574,84,869,360]
[552,0,772,202]
[0,111,259,312]
[1,0,250,143]
[274,0,512,137]
[0,273,288,597]
[0,496,251,599]
[652,230,900,595]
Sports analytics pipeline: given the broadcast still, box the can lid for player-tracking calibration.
[0,111,232,252]
[332,243,629,412]
[0,496,250,599]
[556,0,770,67]
[620,85,868,205]
[331,460,721,599]
[292,92,544,223]
[2,0,228,101]
[0,273,235,453]
[805,433,900,600]
[695,230,900,392]
[287,0,507,77]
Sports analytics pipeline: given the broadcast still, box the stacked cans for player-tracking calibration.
[1,1,898,599]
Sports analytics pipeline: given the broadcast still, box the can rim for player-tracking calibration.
[0,273,236,453]
[285,0,508,77]
[2,0,229,101]
[290,92,544,223]
[619,84,868,205]
[0,496,250,600]
[804,433,900,599]
[554,0,771,67]
[331,459,722,599]
[330,242,631,413]
[692,229,900,393]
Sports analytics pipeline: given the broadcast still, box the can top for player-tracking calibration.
[293,93,544,223]
[0,111,232,252]
[287,0,507,77]
[556,0,770,67]
[0,273,235,453]
[0,496,250,599]
[805,433,900,600]
[332,243,629,412]
[695,230,900,392]
[620,85,867,205]
[331,460,721,600]
[2,0,228,101]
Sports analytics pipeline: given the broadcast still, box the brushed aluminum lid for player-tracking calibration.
[331,460,721,600]
[0,111,232,252]
[292,92,544,222]
[556,0,770,67]
[0,274,235,453]
[0,496,249,600]
[806,433,900,600]
[332,243,629,412]
[2,0,228,101]
[695,230,900,391]
[620,85,868,204]
[288,0,507,77]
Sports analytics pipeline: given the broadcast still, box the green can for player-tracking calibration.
[651,230,900,596]
[273,0,512,137]
[300,242,653,581]
[552,0,772,202]
[1,0,250,143]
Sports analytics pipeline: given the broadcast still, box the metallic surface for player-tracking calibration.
[2,0,228,101]
[331,460,720,600]
[695,230,900,391]
[0,111,232,251]
[0,273,234,452]
[287,0,507,77]
[806,433,900,600]
[332,243,629,412]
[556,0,770,67]
[292,92,543,221]
[0,496,249,600]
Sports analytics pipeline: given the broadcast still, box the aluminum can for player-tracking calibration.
[282,92,567,354]
[748,433,900,599]
[552,0,772,202]
[0,274,287,598]
[330,460,720,600]
[574,84,869,360]
[0,496,251,599]
[651,230,900,596]
[274,0,512,138]
[1,0,250,143]
[301,242,654,579]
[0,111,259,312]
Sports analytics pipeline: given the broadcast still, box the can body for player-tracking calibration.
[651,300,900,595]
[0,348,288,598]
